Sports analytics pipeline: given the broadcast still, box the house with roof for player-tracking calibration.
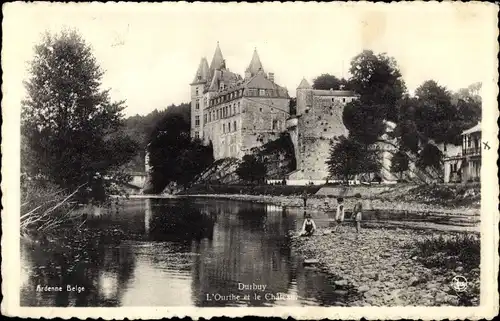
[190,43,290,160]
[443,122,481,183]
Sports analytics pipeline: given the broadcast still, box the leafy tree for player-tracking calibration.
[414,80,480,146]
[289,97,297,115]
[312,74,352,91]
[390,150,410,179]
[326,136,380,182]
[122,103,190,171]
[236,155,267,183]
[342,100,387,145]
[21,29,138,201]
[146,112,213,193]
[348,50,406,123]
[416,143,443,171]
[313,74,342,90]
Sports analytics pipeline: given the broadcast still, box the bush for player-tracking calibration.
[411,233,480,271]
[21,178,84,236]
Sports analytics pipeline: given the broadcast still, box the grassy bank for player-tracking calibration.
[292,227,480,306]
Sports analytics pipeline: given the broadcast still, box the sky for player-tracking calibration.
[3,2,498,117]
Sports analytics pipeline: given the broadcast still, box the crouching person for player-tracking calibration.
[300,213,317,237]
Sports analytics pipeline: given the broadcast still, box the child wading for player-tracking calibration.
[333,197,345,232]
[302,191,308,208]
[353,193,363,233]
[300,213,317,237]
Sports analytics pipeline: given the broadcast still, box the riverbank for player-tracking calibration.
[291,227,480,306]
[182,193,479,216]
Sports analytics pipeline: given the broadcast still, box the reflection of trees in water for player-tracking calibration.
[189,201,295,307]
[21,234,136,307]
[148,199,216,242]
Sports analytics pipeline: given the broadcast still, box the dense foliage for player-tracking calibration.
[327,49,481,180]
[236,155,268,184]
[312,74,351,91]
[326,136,380,182]
[146,111,213,193]
[122,103,190,171]
[21,30,138,202]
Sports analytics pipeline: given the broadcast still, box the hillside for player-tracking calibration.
[121,103,190,171]
[192,132,296,185]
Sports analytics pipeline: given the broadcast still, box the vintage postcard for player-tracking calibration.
[2,1,499,320]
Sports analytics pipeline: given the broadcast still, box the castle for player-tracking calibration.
[190,43,290,160]
[190,43,359,182]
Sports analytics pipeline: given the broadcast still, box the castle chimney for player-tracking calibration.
[268,72,275,83]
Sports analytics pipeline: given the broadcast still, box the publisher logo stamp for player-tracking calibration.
[451,276,468,292]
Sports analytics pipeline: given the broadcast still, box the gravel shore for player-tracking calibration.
[186,193,480,216]
[291,226,480,306]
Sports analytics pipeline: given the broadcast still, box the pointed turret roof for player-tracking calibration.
[192,57,210,84]
[210,42,225,71]
[297,78,312,89]
[246,48,264,77]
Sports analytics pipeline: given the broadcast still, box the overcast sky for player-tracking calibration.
[3,2,497,117]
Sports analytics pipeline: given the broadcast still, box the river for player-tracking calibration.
[20,197,354,307]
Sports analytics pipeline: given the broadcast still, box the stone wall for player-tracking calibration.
[240,96,290,155]
[293,95,350,180]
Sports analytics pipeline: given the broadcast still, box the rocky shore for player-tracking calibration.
[185,193,480,216]
[291,226,480,306]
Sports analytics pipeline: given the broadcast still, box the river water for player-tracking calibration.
[21,198,352,307]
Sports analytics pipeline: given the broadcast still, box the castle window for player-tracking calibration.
[233,105,236,114]
[332,98,335,102]
[195,131,199,139]
[234,121,237,131]
[204,114,207,124]
[223,124,226,133]
[228,122,231,132]
[240,89,244,96]
[343,98,346,102]
[260,107,263,112]
[195,116,200,126]
[195,100,200,110]
[272,120,278,130]
[195,87,199,95]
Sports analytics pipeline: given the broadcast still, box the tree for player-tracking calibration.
[390,150,410,179]
[414,80,479,146]
[146,112,213,193]
[236,155,267,183]
[416,143,443,171]
[348,50,406,123]
[313,74,342,90]
[21,29,138,201]
[342,100,387,145]
[289,97,297,115]
[326,136,380,182]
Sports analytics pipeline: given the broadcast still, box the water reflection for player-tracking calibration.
[21,198,346,307]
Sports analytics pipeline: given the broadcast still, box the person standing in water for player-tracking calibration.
[300,213,317,237]
[353,193,363,233]
[333,197,345,232]
[302,190,308,208]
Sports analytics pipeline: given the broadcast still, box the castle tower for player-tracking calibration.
[245,48,265,79]
[210,42,225,74]
[190,57,210,140]
[296,78,312,116]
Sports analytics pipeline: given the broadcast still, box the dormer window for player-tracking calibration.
[259,89,266,96]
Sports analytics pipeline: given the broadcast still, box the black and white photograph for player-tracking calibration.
[2,2,499,319]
